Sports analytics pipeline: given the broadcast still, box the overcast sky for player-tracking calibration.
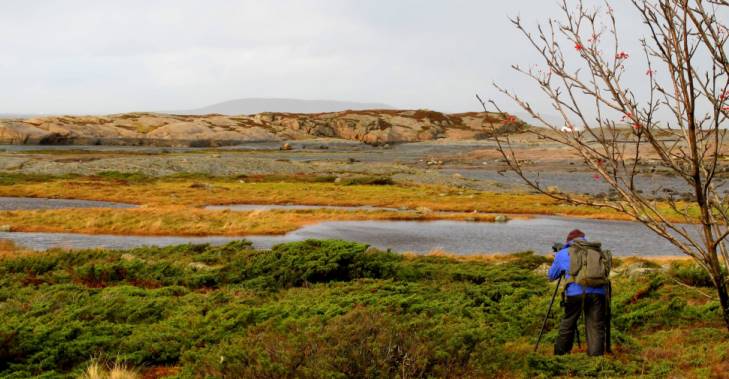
[0,1,648,115]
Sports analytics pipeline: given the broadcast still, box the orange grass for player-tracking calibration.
[0,176,699,236]
[0,207,499,236]
[0,177,645,218]
[0,239,32,259]
[618,255,692,265]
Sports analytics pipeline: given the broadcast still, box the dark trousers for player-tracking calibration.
[554,294,606,356]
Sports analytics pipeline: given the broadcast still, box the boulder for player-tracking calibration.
[625,267,658,279]
[533,263,551,276]
[494,215,509,223]
[0,122,51,144]
[612,260,662,279]
[365,246,383,254]
[188,262,213,271]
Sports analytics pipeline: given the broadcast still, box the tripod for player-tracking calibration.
[534,273,563,352]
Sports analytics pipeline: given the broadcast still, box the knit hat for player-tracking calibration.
[566,229,585,242]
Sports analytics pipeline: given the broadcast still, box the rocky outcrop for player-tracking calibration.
[0,110,525,146]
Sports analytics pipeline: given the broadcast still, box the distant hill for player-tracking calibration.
[170,98,395,115]
[0,113,38,119]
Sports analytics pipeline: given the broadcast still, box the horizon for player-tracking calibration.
[0,97,398,117]
[0,98,561,126]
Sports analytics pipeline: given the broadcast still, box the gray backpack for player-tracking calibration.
[568,240,612,287]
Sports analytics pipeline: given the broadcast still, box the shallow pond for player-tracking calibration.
[0,216,688,256]
[0,197,136,210]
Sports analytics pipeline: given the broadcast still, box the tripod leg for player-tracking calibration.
[577,293,586,349]
[534,275,563,352]
[606,282,612,353]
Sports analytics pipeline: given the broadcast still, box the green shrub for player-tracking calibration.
[183,306,516,378]
[527,354,638,377]
[668,261,725,287]
[0,240,722,377]
[312,175,338,183]
[95,171,149,183]
[0,172,76,185]
[221,240,401,290]
[339,176,394,185]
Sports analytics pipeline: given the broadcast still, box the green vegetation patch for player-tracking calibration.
[0,241,725,377]
[0,173,80,186]
[339,175,395,186]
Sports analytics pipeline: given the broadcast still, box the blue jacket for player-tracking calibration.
[548,239,606,296]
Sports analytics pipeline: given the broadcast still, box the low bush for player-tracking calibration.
[0,240,723,377]
[668,261,727,288]
[0,172,77,186]
[339,176,395,186]
[95,171,149,183]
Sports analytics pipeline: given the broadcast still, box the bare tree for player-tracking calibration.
[480,0,729,330]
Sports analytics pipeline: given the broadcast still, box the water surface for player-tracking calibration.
[0,216,687,256]
[0,197,136,210]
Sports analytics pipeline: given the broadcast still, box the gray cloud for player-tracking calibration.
[0,1,647,115]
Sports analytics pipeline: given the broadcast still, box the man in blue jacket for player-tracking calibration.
[548,229,607,356]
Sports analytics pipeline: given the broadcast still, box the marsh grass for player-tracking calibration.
[0,239,32,259]
[0,174,703,236]
[78,361,138,379]
[0,207,499,236]
[0,174,695,218]
[0,173,593,209]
